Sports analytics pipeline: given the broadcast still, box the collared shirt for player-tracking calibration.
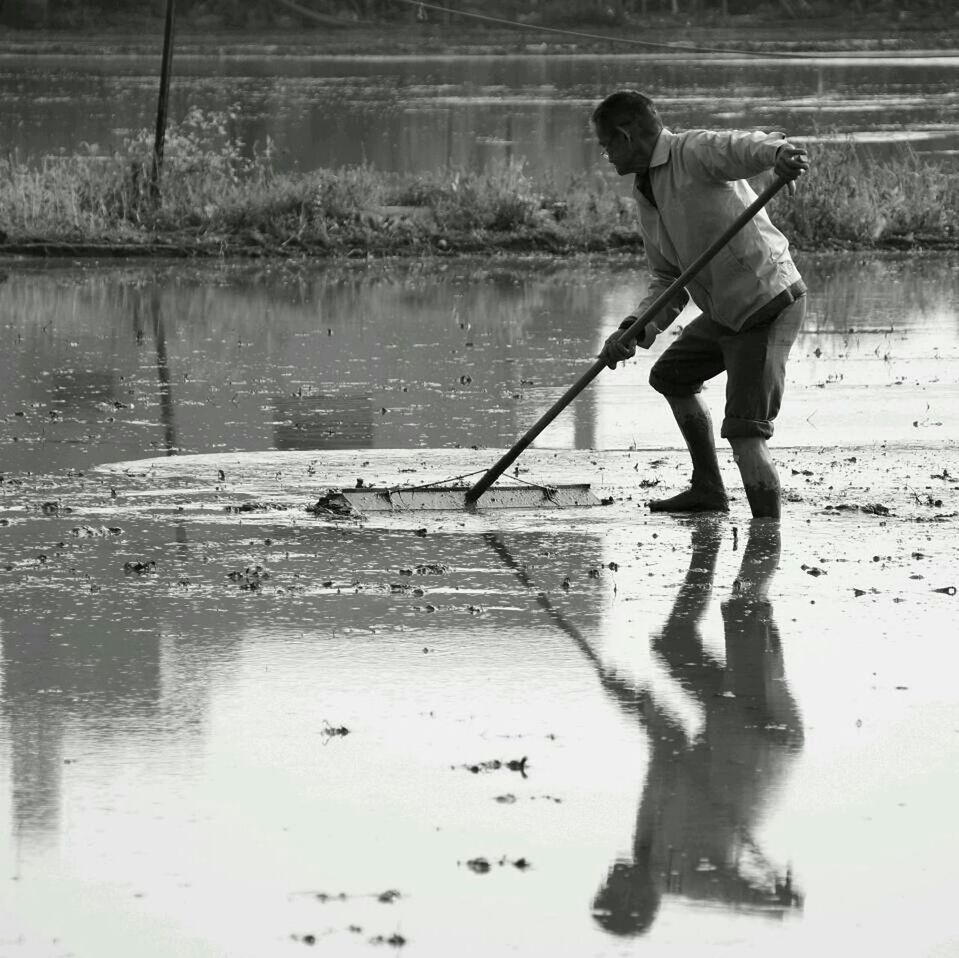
[632,128,803,333]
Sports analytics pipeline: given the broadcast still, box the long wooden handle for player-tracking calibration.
[465,175,789,505]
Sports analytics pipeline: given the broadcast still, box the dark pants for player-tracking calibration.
[648,295,806,440]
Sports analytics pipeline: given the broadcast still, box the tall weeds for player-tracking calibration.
[771,140,959,245]
[0,114,956,252]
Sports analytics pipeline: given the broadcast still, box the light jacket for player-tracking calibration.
[633,128,803,333]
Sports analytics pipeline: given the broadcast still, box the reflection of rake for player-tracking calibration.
[481,532,658,720]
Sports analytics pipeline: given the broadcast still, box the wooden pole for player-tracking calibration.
[150,0,177,203]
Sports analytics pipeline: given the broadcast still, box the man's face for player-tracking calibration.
[595,120,656,176]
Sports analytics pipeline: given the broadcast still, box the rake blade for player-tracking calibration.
[316,484,601,514]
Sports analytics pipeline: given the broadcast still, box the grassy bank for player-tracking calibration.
[1,112,956,258]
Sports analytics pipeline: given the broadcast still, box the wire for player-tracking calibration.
[384,0,813,60]
[384,468,485,492]
[274,0,353,27]
[381,466,557,494]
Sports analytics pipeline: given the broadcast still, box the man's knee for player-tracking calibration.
[648,360,703,398]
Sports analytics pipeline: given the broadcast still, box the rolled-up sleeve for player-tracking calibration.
[682,130,785,182]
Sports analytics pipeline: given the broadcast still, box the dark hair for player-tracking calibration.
[592,90,662,137]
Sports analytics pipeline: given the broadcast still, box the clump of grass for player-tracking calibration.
[771,140,959,246]
[0,114,956,254]
[392,162,539,231]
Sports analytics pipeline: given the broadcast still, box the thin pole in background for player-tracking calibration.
[150,0,177,203]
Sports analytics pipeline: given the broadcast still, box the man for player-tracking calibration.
[595,90,809,519]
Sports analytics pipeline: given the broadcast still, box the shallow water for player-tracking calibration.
[1,254,958,956]
[1,443,957,957]
[3,50,959,175]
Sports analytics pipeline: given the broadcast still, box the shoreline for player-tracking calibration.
[2,231,957,263]
[2,19,959,58]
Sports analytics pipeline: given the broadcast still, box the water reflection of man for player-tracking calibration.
[590,519,804,935]
[594,91,809,519]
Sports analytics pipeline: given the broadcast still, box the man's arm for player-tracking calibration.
[600,246,688,369]
[683,129,809,184]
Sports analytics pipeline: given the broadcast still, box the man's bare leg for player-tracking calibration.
[729,436,781,519]
[649,395,729,512]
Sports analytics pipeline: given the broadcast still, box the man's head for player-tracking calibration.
[592,90,663,176]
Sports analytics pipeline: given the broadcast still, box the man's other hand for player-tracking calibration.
[774,145,809,194]
[600,320,657,369]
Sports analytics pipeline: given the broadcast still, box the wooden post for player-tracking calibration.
[150,0,177,204]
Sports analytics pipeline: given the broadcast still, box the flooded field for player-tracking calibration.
[2,49,959,176]
[1,252,957,474]
[1,253,958,956]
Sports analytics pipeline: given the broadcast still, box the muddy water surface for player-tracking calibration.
[0,254,958,956]
[1,252,957,474]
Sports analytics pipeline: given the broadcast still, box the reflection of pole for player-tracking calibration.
[151,286,178,455]
[150,0,177,204]
[481,532,652,716]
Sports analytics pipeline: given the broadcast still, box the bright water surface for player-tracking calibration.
[1,255,958,957]
[3,50,959,174]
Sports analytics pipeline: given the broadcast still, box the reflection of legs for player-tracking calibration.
[732,518,782,597]
[653,521,724,694]
[724,519,801,735]
[649,396,729,513]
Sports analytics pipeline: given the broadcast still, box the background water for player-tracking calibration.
[1,252,957,477]
[2,49,959,175]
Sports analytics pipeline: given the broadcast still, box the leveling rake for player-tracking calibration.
[327,177,788,514]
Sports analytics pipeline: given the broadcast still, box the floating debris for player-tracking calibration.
[225,501,289,514]
[321,723,350,738]
[459,757,528,777]
[123,560,157,576]
[227,566,270,591]
[461,855,530,874]
[370,933,407,947]
[823,502,891,516]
